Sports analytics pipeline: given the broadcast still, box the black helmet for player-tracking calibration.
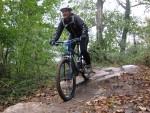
[60,7,72,12]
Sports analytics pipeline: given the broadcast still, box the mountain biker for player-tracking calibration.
[50,7,92,73]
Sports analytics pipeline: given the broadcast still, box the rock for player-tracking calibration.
[2,102,51,113]
[103,67,122,73]
[122,65,139,74]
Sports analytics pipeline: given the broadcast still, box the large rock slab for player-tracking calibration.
[2,65,139,113]
[3,102,51,113]
[122,65,139,74]
[91,65,139,81]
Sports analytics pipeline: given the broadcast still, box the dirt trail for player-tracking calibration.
[2,65,141,113]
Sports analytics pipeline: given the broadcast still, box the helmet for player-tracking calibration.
[60,7,72,12]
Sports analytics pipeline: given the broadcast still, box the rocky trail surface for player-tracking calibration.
[1,65,150,113]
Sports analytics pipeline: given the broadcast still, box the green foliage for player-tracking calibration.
[68,0,96,27]
[89,10,149,67]
[143,19,150,44]
[0,0,59,105]
[90,41,150,67]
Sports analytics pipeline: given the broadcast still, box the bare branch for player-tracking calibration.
[131,3,142,7]
[116,0,126,9]
[131,2,150,7]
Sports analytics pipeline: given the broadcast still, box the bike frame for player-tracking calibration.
[55,38,82,77]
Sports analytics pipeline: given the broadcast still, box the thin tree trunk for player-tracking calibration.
[0,1,3,17]
[119,0,131,53]
[96,0,104,44]
[133,33,137,47]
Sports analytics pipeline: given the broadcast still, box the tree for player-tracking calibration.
[96,0,105,44]
[0,0,61,105]
[0,0,59,76]
[117,0,131,53]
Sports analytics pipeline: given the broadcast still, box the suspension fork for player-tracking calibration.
[76,43,83,68]
[69,55,78,76]
[76,43,80,61]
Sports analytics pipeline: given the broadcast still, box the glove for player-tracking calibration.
[49,40,56,46]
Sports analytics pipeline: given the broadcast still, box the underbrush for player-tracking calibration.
[0,65,56,108]
[89,43,150,67]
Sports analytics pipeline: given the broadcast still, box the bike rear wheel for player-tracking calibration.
[56,58,76,101]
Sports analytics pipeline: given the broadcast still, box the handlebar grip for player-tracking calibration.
[54,43,59,46]
[53,38,81,46]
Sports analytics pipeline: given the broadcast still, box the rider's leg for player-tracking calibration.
[80,37,92,74]
[80,37,91,65]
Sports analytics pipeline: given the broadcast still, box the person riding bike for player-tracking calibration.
[50,7,92,73]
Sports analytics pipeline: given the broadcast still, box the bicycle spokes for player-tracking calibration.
[59,62,74,97]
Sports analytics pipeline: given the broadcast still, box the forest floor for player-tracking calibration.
[1,65,150,113]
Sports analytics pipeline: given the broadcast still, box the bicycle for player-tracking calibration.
[52,38,90,101]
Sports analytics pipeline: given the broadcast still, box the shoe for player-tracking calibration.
[85,65,93,74]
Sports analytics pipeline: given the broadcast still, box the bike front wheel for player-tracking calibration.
[56,58,76,101]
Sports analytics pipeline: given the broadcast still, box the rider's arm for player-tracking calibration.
[53,20,64,41]
[74,15,88,37]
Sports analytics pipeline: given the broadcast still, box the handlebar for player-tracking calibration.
[54,38,81,46]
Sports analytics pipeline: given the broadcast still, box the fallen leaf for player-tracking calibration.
[138,106,147,111]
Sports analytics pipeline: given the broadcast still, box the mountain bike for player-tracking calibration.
[53,38,89,101]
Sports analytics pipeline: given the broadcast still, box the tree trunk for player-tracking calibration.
[133,33,137,47]
[0,1,3,17]
[120,0,131,53]
[96,0,104,44]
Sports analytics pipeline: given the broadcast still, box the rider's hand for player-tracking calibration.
[49,40,56,46]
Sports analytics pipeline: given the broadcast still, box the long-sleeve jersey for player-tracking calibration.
[53,13,88,41]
